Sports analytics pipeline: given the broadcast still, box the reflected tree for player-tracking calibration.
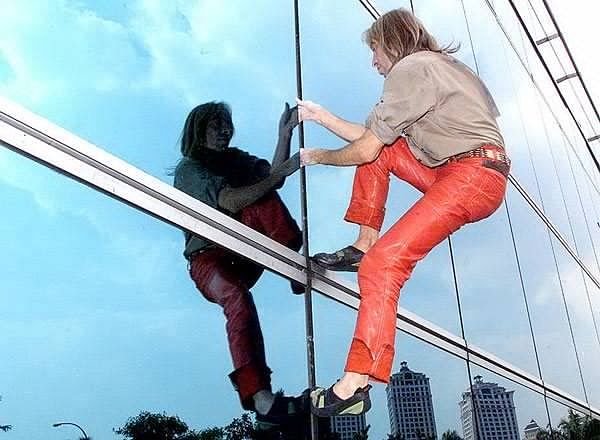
[535,410,600,440]
[441,430,462,440]
[414,429,434,440]
[0,396,11,432]
[114,412,192,440]
[585,418,600,440]
[194,427,225,440]
[386,434,404,440]
[116,408,366,440]
[558,410,586,439]
[222,414,255,440]
[536,429,563,440]
[352,424,370,440]
[114,411,279,440]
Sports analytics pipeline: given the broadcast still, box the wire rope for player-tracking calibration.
[459,0,558,432]
[520,0,600,379]
[503,0,600,175]
[538,99,600,352]
[523,0,596,137]
[562,134,600,339]
[489,1,556,426]
[511,6,591,408]
[448,237,483,440]
[481,0,600,193]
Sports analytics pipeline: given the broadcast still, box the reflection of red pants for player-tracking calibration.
[344,138,507,382]
[189,192,301,409]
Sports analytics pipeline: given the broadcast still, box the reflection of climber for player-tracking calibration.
[173,101,304,425]
[299,8,510,417]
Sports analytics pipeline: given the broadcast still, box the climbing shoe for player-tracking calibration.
[310,384,372,417]
[312,246,364,272]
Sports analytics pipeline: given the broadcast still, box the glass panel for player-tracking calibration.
[502,185,588,402]
[0,1,312,436]
[551,242,600,409]
[0,144,312,438]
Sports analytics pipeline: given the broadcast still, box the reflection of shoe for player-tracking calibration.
[312,246,364,272]
[310,384,372,417]
[255,394,306,430]
[290,279,305,295]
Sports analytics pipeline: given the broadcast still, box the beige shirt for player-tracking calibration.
[366,51,505,167]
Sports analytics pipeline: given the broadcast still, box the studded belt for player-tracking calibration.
[447,145,511,177]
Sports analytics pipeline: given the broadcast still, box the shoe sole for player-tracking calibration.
[338,398,371,415]
[330,263,359,272]
[313,260,360,272]
[310,388,371,417]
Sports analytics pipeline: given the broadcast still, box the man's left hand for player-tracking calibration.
[300,148,322,166]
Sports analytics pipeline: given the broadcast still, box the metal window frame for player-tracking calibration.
[0,96,598,418]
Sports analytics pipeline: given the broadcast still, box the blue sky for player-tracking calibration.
[1,1,600,439]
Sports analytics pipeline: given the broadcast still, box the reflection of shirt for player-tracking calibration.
[174,157,226,258]
[366,51,505,167]
[173,149,271,259]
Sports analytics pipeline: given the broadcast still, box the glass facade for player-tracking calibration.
[1,1,598,439]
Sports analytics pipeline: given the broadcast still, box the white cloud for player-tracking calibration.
[128,0,295,106]
[0,0,146,105]
[534,252,600,323]
[0,149,64,215]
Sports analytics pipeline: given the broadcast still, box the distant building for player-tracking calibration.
[524,419,542,440]
[386,361,437,439]
[330,414,367,440]
[459,375,519,440]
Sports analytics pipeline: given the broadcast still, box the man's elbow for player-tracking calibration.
[217,189,239,214]
[358,146,381,164]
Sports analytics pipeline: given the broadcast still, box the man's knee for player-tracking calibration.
[357,245,389,291]
[358,241,414,294]
[198,269,248,305]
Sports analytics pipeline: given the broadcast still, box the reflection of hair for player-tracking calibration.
[363,8,459,65]
[180,101,233,158]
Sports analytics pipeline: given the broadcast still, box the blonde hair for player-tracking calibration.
[363,8,459,65]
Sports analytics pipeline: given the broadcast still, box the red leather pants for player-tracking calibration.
[189,192,301,408]
[344,138,508,382]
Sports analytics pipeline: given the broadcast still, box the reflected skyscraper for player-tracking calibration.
[386,361,437,439]
[523,419,542,440]
[330,414,367,440]
[459,376,519,440]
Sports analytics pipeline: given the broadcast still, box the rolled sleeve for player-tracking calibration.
[366,63,436,145]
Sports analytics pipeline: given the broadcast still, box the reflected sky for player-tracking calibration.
[1,1,600,440]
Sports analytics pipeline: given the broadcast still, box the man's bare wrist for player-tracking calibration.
[315,149,327,164]
[319,111,333,127]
